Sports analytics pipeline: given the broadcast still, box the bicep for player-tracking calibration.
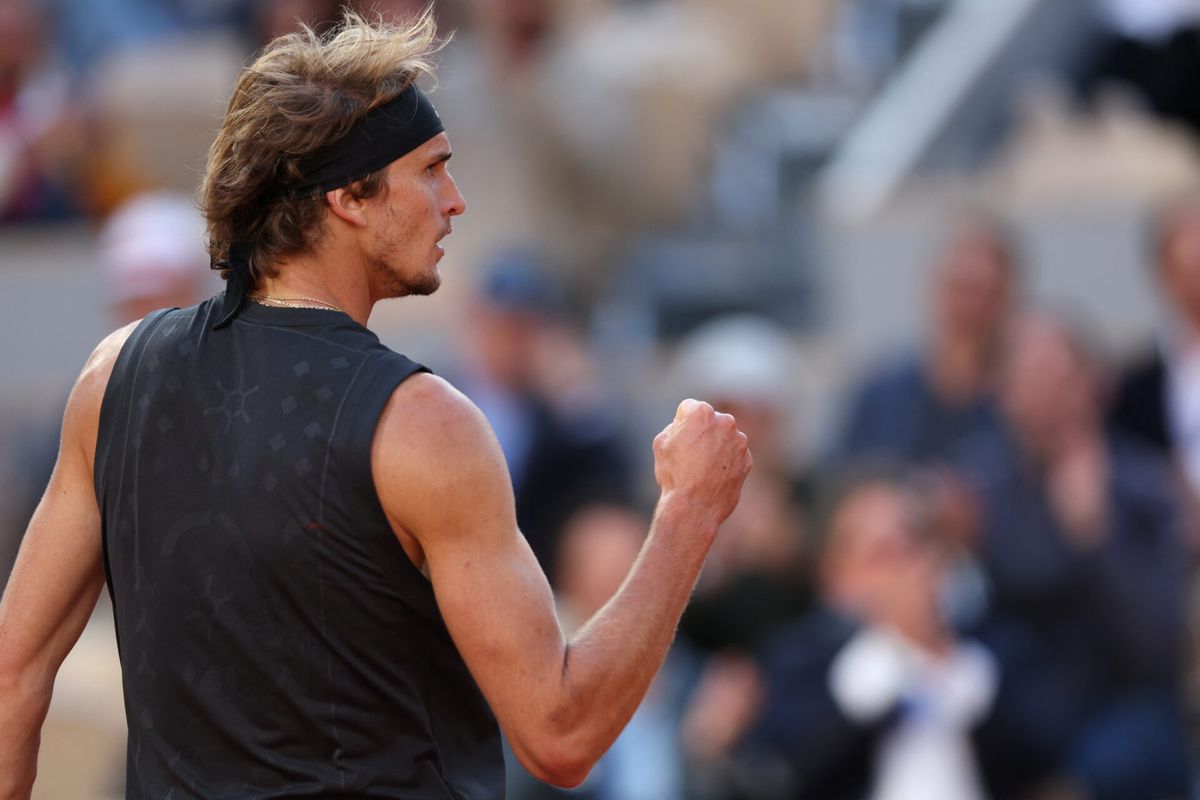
[373,377,566,746]
[427,505,564,721]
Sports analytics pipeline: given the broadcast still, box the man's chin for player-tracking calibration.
[412,270,441,296]
[389,272,440,299]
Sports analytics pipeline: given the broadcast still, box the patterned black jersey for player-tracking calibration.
[95,297,503,798]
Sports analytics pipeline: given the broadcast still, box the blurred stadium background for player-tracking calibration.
[6,0,1200,797]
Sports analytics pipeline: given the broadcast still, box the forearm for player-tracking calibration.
[0,668,53,799]
[551,493,717,764]
[415,395,749,786]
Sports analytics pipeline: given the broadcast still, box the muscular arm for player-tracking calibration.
[0,323,136,798]
[374,376,751,787]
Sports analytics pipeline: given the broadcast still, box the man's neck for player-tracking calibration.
[259,250,373,326]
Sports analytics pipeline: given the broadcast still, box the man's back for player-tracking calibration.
[97,298,502,797]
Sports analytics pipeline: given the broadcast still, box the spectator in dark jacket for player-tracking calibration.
[836,218,1019,465]
[452,251,633,584]
[1111,194,1200,499]
[957,311,1191,800]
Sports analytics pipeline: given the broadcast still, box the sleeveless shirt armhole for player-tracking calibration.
[333,351,430,530]
[92,308,176,505]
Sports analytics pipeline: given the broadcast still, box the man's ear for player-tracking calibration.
[326,187,369,228]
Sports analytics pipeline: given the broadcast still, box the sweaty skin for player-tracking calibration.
[0,320,751,794]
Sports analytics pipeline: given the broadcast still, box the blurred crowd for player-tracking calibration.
[10,0,1200,799]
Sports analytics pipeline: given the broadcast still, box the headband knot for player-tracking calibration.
[211,242,252,330]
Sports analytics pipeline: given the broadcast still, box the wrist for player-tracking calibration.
[654,491,722,542]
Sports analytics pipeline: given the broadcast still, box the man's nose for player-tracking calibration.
[443,173,466,217]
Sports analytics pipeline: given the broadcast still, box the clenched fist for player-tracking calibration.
[653,399,753,530]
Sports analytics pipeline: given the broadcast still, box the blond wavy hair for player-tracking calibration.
[199,9,443,284]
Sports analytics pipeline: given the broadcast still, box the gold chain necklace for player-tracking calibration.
[250,294,344,313]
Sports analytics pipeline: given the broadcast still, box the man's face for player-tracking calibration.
[932,229,1013,344]
[999,318,1096,450]
[363,132,465,300]
[823,486,941,623]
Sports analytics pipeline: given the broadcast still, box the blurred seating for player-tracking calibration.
[0,0,84,223]
[80,32,242,216]
[984,84,1200,214]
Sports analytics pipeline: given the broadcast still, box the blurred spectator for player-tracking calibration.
[672,315,804,490]
[80,27,241,216]
[671,315,813,655]
[956,312,1192,800]
[251,0,341,48]
[348,0,472,34]
[463,0,556,77]
[508,504,686,800]
[1085,0,1200,138]
[451,251,633,583]
[1111,194,1200,498]
[100,190,214,322]
[44,0,245,73]
[0,0,83,223]
[694,469,1004,800]
[835,218,1019,465]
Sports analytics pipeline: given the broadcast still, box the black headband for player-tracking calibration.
[211,84,445,330]
[293,84,444,196]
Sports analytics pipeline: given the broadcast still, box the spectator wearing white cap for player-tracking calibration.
[100,190,214,323]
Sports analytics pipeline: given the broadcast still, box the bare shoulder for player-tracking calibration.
[371,371,513,540]
[64,320,142,461]
[373,371,508,475]
[374,372,501,461]
[78,320,141,393]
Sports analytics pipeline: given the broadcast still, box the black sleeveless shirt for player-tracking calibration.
[94,297,504,798]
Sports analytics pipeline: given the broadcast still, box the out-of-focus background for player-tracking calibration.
[7,0,1200,797]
